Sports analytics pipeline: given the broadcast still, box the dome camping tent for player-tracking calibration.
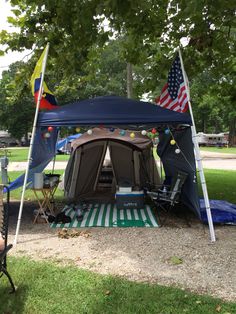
[63,128,161,203]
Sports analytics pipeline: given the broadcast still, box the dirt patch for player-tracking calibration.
[8,201,236,302]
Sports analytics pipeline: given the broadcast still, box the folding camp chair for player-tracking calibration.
[147,171,188,225]
[0,185,16,293]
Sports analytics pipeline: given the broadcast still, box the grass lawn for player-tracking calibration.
[197,169,236,203]
[6,169,236,204]
[1,257,235,314]
[200,146,236,154]
[0,147,70,161]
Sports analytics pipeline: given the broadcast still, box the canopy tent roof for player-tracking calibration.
[37,95,192,128]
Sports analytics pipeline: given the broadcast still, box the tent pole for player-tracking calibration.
[177,47,216,242]
[14,43,50,245]
[52,129,60,174]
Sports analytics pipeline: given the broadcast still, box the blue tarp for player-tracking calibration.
[57,134,81,152]
[200,199,236,224]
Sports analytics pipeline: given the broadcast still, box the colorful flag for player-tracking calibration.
[155,55,189,113]
[30,46,58,110]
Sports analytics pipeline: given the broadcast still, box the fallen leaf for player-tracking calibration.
[169,256,183,265]
[105,290,111,295]
[80,231,91,238]
[216,304,221,312]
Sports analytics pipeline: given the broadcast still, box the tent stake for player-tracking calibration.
[178,47,216,242]
[14,43,50,245]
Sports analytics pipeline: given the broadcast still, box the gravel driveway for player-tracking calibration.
[8,201,236,302]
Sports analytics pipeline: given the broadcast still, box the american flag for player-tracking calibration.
[155,55,189,113]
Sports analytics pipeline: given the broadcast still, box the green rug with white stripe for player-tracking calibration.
[51,204,159,228]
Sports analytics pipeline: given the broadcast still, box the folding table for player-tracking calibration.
[32,183,58,223]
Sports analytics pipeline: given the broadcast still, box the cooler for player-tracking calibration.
[115,190,144,209]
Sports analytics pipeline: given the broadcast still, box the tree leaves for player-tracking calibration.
[0,0,235,139]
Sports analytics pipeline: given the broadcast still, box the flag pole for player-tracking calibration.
[52,129,60,174]
[177,47,216,242]
[14,43,50,245]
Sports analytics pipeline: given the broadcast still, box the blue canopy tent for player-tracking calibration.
[57,134,81,153]
[10,95,202,217]
[37,95,192,127]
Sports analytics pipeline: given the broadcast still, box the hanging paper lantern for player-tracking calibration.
[170,139,176,145]
[141,130,147,136]
[119,130,126,136]
[44,132,51,138]
[175,148,181,154]
[165,129,170,135]
[87,129,93,135]
[130,132,135,138]
[76,127,81,133]
[47,126,53,132]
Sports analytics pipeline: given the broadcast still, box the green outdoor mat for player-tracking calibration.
[51,204,159,228]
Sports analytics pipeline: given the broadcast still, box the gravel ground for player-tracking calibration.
[7,201,236,302]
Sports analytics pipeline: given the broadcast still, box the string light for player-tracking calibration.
[141,130,147,136]
[47,126,53,132]
[119,130,126,136]
[44,132,51,138]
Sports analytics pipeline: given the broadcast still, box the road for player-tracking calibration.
[7,151,236,171]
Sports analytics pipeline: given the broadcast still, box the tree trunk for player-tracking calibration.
[202,116,207,133]
[229,118,236,146]
[127,63,133,99]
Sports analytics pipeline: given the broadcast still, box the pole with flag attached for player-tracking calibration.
[14,43,50,245]
[177,47,216,242]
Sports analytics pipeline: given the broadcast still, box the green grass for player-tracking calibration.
[1,147,70,161]
[197,169,236,203]
[1,257,235,314]
[200,146,236,154]
[3,146,236,162]
[7,169,236,204]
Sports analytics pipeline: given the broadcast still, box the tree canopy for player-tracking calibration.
[0,0,235,143]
